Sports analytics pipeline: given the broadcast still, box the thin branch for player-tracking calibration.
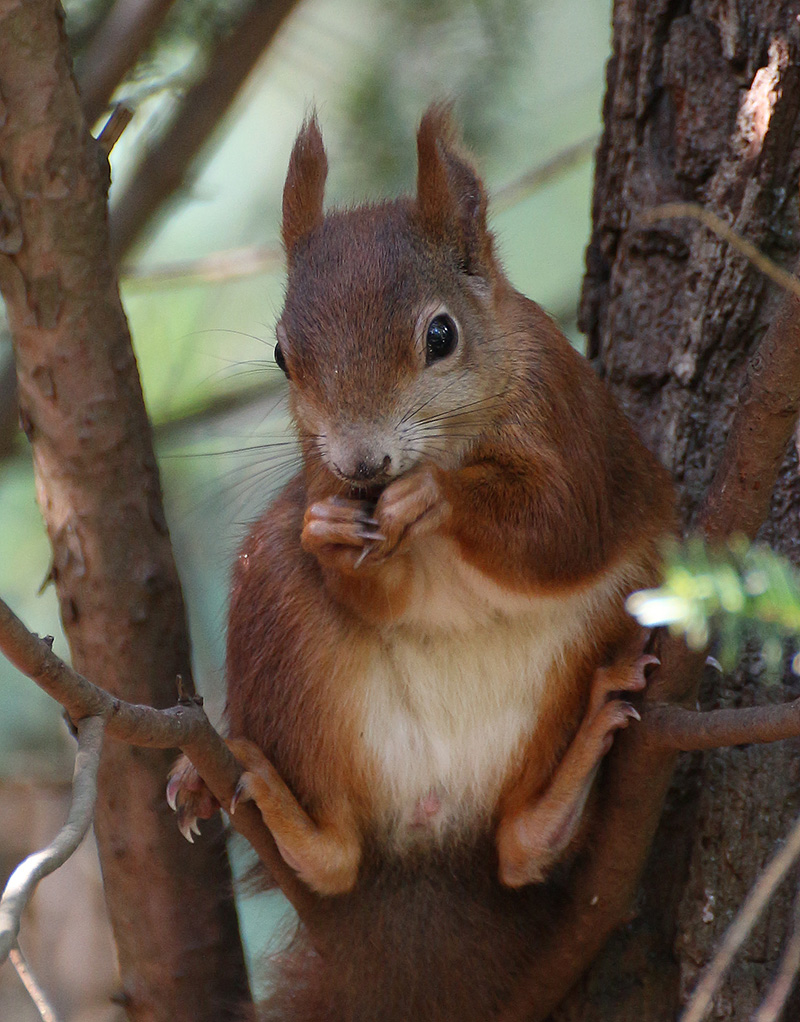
[681,813,800,1022]
[9,943,60,1022]
[639,203,800,303]
[153,376,286,443]
[118,139,599,289]
[110,0,301,261]
[752,881,800,1022]
[97,103,134,156]
[643,699,800,751]
[122,243,283,288]
[0,715,103,964]
[0,594,319,924]
[493,135,597,212]
[640,204,800,541]
[76,0,179,126]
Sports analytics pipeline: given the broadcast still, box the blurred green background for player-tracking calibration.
[0,0,612,1009]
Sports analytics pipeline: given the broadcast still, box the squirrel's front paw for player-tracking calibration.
[301,496,385,574]
[166,754,220,843]
[368,464,451,562]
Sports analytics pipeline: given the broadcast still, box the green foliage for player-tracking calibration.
[627,536,800,679]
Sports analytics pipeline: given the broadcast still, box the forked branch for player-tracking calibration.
[0,595,318,923]
[0,715,104,965]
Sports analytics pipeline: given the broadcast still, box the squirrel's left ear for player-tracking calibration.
[282,112,328,258]
[416,104,492,274]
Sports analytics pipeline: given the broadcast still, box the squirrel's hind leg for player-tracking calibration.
[228,738,362,897]
[496,633,658,888]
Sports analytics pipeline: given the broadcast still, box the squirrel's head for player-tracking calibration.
[276,105,515,492]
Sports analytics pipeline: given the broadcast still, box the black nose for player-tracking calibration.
[352,454,391,481]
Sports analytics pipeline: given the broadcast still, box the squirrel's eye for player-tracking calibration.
[425,314,458,364]
[274,341,290,379]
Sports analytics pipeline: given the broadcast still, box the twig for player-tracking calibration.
[644,699,800,751]
[110,0,301,260]
[97,104,133,156]
[152,376,286,442]
[638,203,800,303]
[0,716,104,964]
[76,0,178,126]
[119,139,598,289]
[752,880,800,1022]
[121,243,283,288]
[9,943,60,1022]
[493,135,597,212]
[681,814,800,1022]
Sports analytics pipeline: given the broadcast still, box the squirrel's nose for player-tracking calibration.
[351,454,392,481]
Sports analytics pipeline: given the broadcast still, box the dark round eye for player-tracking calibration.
[425,314,458,364]
[274,341,290,378]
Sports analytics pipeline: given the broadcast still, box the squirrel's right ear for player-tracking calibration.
[416,104,491,274]
[282,113,328,257]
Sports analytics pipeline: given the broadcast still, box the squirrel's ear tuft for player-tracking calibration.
[416,103,490,273]
[282,112,328,257]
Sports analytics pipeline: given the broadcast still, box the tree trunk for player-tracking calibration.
[571,1,800,1018]
[0,3,249,1018]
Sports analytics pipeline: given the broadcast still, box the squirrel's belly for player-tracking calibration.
[354,539,640,850]
[356,609,586,849]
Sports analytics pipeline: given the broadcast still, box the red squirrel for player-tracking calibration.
[168,106,674,1020]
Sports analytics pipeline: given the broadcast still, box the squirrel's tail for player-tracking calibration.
[258,836,561,1022]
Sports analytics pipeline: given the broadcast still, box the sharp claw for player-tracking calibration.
[640,654,661,669]
[230,780,245,816]
[356,529,386,542]
[623,703,641,722]
[190,819,201,837]
[166,775,180,812]
[353,547,371,569]
[179,818,196,843]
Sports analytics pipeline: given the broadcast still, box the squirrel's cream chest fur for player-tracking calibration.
[357,538,645,845]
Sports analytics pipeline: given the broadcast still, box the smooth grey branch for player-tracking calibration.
[0,716,104,964]
[9,943,60,1022]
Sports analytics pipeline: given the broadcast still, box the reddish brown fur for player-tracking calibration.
[174,107,675,1020]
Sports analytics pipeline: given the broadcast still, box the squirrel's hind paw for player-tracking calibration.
[166,754,220,842]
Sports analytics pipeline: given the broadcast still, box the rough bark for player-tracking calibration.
[0,3,249,1019]
[575,1,800,1019]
